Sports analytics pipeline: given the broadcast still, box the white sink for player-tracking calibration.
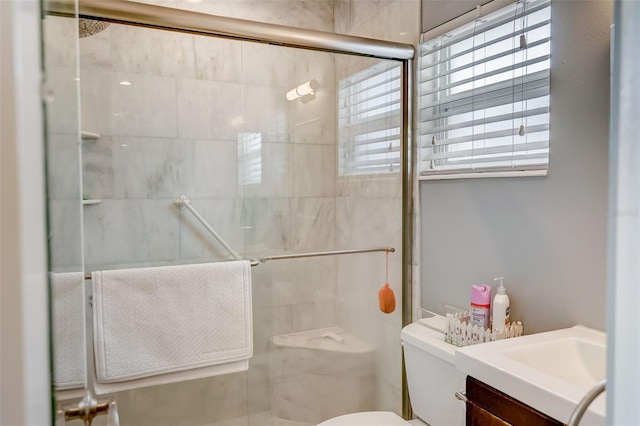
[456,325,606,425]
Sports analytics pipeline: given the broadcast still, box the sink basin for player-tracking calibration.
[456,325,606,425]
[503,336,606,388]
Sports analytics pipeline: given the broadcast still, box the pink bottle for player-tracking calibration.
[470,285,492,330]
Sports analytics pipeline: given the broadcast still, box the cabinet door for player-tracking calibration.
[466,376,563,426]
[467,401,511,426]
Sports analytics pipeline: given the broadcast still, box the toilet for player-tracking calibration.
[317,317,466,426]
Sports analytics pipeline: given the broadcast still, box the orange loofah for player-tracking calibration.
[379,283,396,314]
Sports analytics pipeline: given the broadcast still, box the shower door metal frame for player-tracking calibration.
[46,0,414,59]
[45,0,416,419]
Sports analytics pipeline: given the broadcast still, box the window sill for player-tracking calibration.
[419,169,547,181]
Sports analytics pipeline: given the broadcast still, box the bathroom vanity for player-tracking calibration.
[465,376,562,426]
[455,325,606,425]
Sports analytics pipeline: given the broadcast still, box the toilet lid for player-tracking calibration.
[317,411,410,426]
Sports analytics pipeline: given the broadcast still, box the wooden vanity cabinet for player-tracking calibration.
[465,376,564,426]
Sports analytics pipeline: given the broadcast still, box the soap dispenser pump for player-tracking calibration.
[492,277,510,332]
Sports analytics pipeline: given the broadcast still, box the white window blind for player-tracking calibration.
[419,0,551,179]
[338,61,402,176]
[237,132,262,185]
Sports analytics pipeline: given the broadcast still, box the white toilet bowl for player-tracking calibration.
[317,411,417,426]
[316,318,466,426]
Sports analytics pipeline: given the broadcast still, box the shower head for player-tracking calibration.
[78,19,110,38]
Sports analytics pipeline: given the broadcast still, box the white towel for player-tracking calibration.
[92,261,252,387]
[92,360,248,395]
[51,272,86,390]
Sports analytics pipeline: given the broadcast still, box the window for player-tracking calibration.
[237,132,262,185]
[338,61,402,176]
[419,0,551,179]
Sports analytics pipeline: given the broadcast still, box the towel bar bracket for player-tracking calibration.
[173,194,190,211]
[57,390,114,425]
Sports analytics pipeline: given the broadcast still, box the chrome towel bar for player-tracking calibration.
[83,248,395,280]
[259,247,395,263]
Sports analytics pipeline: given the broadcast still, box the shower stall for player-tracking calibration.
[44,0,414,424]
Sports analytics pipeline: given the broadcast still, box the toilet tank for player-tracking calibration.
[401,319,466,426]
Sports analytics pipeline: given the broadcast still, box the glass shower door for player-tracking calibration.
[45,7,406,425]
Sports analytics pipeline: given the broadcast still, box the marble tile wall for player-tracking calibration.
[76,4,339,424]
[79,24,338,260]
[44,16,84,273]
[170,0,334,32]
[332,0,420,416]
[91,373,249,426]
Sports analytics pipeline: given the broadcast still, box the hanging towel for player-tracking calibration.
[51,272,86,390]
[92,261,253,386]
[92,359,248,394]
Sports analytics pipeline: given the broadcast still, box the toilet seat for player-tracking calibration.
[317,411,411,426]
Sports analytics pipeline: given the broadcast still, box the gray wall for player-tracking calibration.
[421,0,483,33]
[420,0,613,334]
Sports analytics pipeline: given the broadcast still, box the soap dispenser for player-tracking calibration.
[492,277,510,332]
